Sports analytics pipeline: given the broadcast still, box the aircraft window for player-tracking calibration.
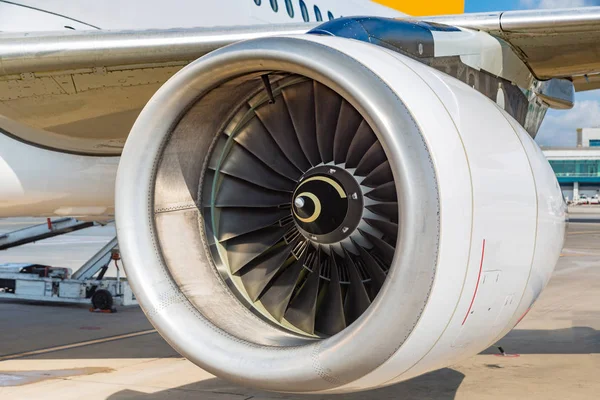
[285,0,294,18]
[299,0,309,22]
[254,0,261,5]
[314,5,322,21]
[327,11,334,20]
[270,0,278,12]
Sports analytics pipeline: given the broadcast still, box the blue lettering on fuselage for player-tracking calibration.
[252,0,336,22]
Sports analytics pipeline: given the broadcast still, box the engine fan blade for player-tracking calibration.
[209,136,295,192]
[366,202,399,222]
[364,218,398,244]
[359,229,396,265]
[282,81,321,167]
[314,255,347,336]
[355,141,387,177]
[345,121,376,168]
[333,101,363,165]
[233,117,303,181]
[202,171,292,208]
[240,240,298,302]
[284,250,322,334]
[361,161,393,188]
[260,250,308,321]
[366,181,397,202]
[315,82,342,164]
[225,225,291,274]
[343,252,372,325]
[255,100,312,172]
[352,241,388,300]
[216,207,291,242]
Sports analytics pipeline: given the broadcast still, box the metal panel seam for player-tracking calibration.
[484,104,540,348]
[375,53,475,387]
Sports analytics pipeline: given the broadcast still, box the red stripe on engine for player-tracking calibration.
[515,307,532,326]
[462,239,486,326]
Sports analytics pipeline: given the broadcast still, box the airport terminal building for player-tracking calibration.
[543,128,600,202]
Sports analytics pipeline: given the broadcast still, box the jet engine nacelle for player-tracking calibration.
[115,35,566,393]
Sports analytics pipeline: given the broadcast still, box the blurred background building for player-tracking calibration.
[543,128,600,202]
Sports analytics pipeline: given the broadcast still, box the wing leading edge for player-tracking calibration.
[0,24,315,76]
[3,7,600,82]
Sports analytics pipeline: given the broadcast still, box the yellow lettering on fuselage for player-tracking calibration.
[372,0,464,16]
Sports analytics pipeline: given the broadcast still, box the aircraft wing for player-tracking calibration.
[0,24,315,154]
[423,7,600,90]
[2,7,600,155]
[2,8,600,85]
[0,23,315,76]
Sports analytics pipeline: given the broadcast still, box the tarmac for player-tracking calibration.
[0,209,599,399]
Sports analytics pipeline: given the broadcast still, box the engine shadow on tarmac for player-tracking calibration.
[482,326,600,355]
[14,326,599,361]
[105,368,466,400]
[8,326,597,399]
[101,326,599,399]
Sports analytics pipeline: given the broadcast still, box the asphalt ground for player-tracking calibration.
[0,212,598,399]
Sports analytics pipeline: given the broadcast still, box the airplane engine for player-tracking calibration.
[115,35,566,393]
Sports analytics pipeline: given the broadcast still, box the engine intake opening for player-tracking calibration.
[203,76,398,337]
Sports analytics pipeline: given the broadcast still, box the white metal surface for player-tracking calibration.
[0,2,97,31]
[432,28,532,89]
[15,279,45,297]
[299,34,564,392]
[0,0,402,32]
[58,281,82,298]
[0,132,117,217]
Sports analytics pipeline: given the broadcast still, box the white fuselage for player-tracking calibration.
[0,0,402,30]
[0,0,402,218]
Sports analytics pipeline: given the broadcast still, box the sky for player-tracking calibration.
[465,0,600,146]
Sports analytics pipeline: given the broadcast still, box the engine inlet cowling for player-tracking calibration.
[116,34,565,394]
